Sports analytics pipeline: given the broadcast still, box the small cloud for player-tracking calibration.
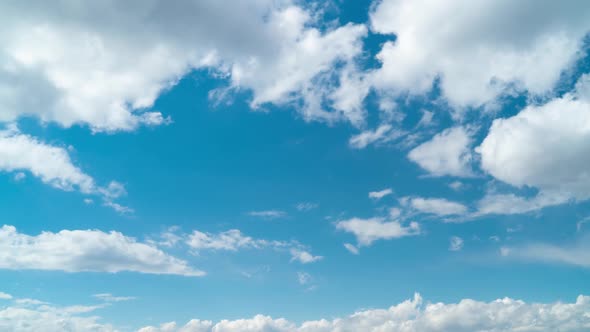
[295,202,318,212]
[448,181,463,191]
[343,243,359,255]
[0,292,12,300]
[93,293,136,302]
[103,201,134,214]
[83,198,94,205]
[290,248,323,264]
[247,210,287,219]
[388,207,402,219]
[449,236,464,251]
[297,272,311,285]
[507,225,523,233]
[368,188,393,200]
[13,172,26,182]
[489,235,500,242]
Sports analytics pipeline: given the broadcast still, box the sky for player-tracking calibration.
[1,0,590,331]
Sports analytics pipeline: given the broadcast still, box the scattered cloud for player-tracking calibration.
[247,210,287,219]
[501,236,590,268]
[0,292,12,300]
[408,127,474,177]
[92,293,135,303]
[336,217,420,246]
[343,243,359,255]
[348,124,405,149]
[403,197,468,216]
[186,229,321,264]
[138,293,590,331]
[0,225,203,276]
[368,188,393,200]
[295,202,318,212]
[289,248,323,264]
[449,236,464,251]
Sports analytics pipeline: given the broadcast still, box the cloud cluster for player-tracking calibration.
[0,1,367,132]
[139,293,590,332]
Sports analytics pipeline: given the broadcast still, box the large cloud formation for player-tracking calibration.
[0,0,367,132]
[369,0,590,109]
[139,293,590,332]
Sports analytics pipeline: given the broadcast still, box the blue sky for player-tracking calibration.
[1,1,590,331]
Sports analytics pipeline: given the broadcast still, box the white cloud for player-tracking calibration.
[186,229,321,264]
[247,210,287,219]
[478,75,590,205]
[295,202,318,212]
[369,0,590,109]
[343,243,359,255]
[449,236,464,251]
[408,127,474,177]
[0,292,12,300]
[335,217,420,246]
[12,172,25,181]
[138,293,590,332]
[448,181,463,191]
[348,124,405,149]
[0,299,115,332]
[290,249,323,264]
[475,192,570,216]
[404,197,468,216]
[0,126,128,212]
[0,1,367,132]
[501,236,590,268]
[368,188,393,200]
[0,225,203,276]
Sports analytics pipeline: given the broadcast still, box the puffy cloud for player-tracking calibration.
[368,188,393,200]
[403,197,468,216]
[479,75,590,205]
[289,249,323,264]
[369,0,590,109]
[449,236,464,251]
[186,229,321,264]
[139,293,590,331]
[0,225,203,276]
[0,126,129,212]
[0,292,12,300]
[0,1,367,132]
[408,127,474,177]
[335,217,420,246]
[501,236,590,268]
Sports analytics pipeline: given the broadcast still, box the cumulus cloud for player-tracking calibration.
[403,197,468,216]
[408,127,474,177]
[138,293,590,332]
[0,1,367,132]
[0,225,203,276]
[368,188,393,200]
[478,74,590,209]
[289,249,323,264]
[0,126,129,212]
[0,292,12,300]
[369,0,590,109]
[335,217,420,246]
